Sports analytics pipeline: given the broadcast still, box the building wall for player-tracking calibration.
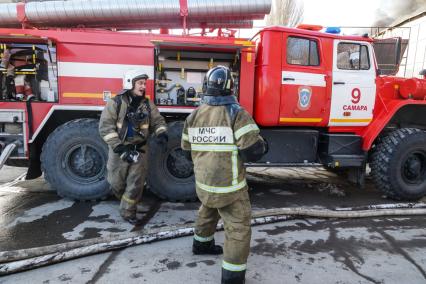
[379,14,426,78]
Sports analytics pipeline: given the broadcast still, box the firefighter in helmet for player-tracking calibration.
[181,66,268,284]
[99,69,168,225]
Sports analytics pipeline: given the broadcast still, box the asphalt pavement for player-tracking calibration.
[0,165,425,283]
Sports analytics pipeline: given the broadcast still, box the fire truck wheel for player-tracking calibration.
[41,118,109,200]
[148,121,196,202]
[370,128,426,200]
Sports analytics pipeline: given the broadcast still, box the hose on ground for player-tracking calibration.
[1,203,426,275]
[0,141,19,171]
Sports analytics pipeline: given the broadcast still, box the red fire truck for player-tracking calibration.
[0,3,425,202]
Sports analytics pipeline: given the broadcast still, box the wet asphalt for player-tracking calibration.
[0,166,403,251]
[0,166,425,283]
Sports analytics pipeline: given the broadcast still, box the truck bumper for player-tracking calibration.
[322,154,366,168]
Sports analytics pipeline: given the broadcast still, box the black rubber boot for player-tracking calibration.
[123,216,144,226]
[192,239,223,255]
[110,186,122,200]
[221,268,246,284]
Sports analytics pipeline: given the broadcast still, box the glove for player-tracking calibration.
[239,137,268,163]
[113,144,140,163]
[155,132,169,152]
[262,137,269,154]
[113,144,134,155]
[120,150,140,164]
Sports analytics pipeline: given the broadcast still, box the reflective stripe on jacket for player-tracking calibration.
[99,90,167,149]
[181,96,262,195]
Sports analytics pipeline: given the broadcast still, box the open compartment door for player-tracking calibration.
[151,39,255,111]
[373,37,408,75]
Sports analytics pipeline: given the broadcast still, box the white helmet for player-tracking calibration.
[123,68,149,90]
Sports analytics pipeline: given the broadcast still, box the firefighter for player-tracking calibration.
[181,66,268,284]
[99,69,167,225]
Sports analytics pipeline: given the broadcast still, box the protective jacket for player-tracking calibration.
[99,90,167,148]
[99,90,166,218]
[181,95,265,208]
[183,94,266,277]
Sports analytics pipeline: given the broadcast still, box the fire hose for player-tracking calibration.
[0,202,425,275]
[0,141,19,171]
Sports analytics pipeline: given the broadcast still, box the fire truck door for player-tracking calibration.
[329,40,376,126]
[280,35,327,126]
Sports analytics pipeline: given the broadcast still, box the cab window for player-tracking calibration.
[286,37,319,66]
[337,43,370,70]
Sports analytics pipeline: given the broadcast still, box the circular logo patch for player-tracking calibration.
[298,86,312,111]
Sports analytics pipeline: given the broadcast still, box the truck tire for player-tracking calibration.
[148,121,196,201]
[41,118,109,200]
[370,128,426,200]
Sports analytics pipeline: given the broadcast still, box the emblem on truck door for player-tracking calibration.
[297,86,312,110]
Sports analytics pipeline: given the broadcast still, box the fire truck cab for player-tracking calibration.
[253,26,377,168]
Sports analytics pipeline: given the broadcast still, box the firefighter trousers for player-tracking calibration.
[106,146,148,218]
[194,189,252,268]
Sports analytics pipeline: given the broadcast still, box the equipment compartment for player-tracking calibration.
[0,110,26,157]
[154,49,241,106]
[0,42,58,102]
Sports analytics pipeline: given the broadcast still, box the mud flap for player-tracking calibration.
[347,163,366,189]
[26,143,42,179]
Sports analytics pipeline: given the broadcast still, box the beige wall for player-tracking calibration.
[379,14,426,78]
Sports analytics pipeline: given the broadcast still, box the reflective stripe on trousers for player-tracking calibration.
[222,260,247,272]
[193,233,214,242]
[196,179,247,194]
[121,194,137,205]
